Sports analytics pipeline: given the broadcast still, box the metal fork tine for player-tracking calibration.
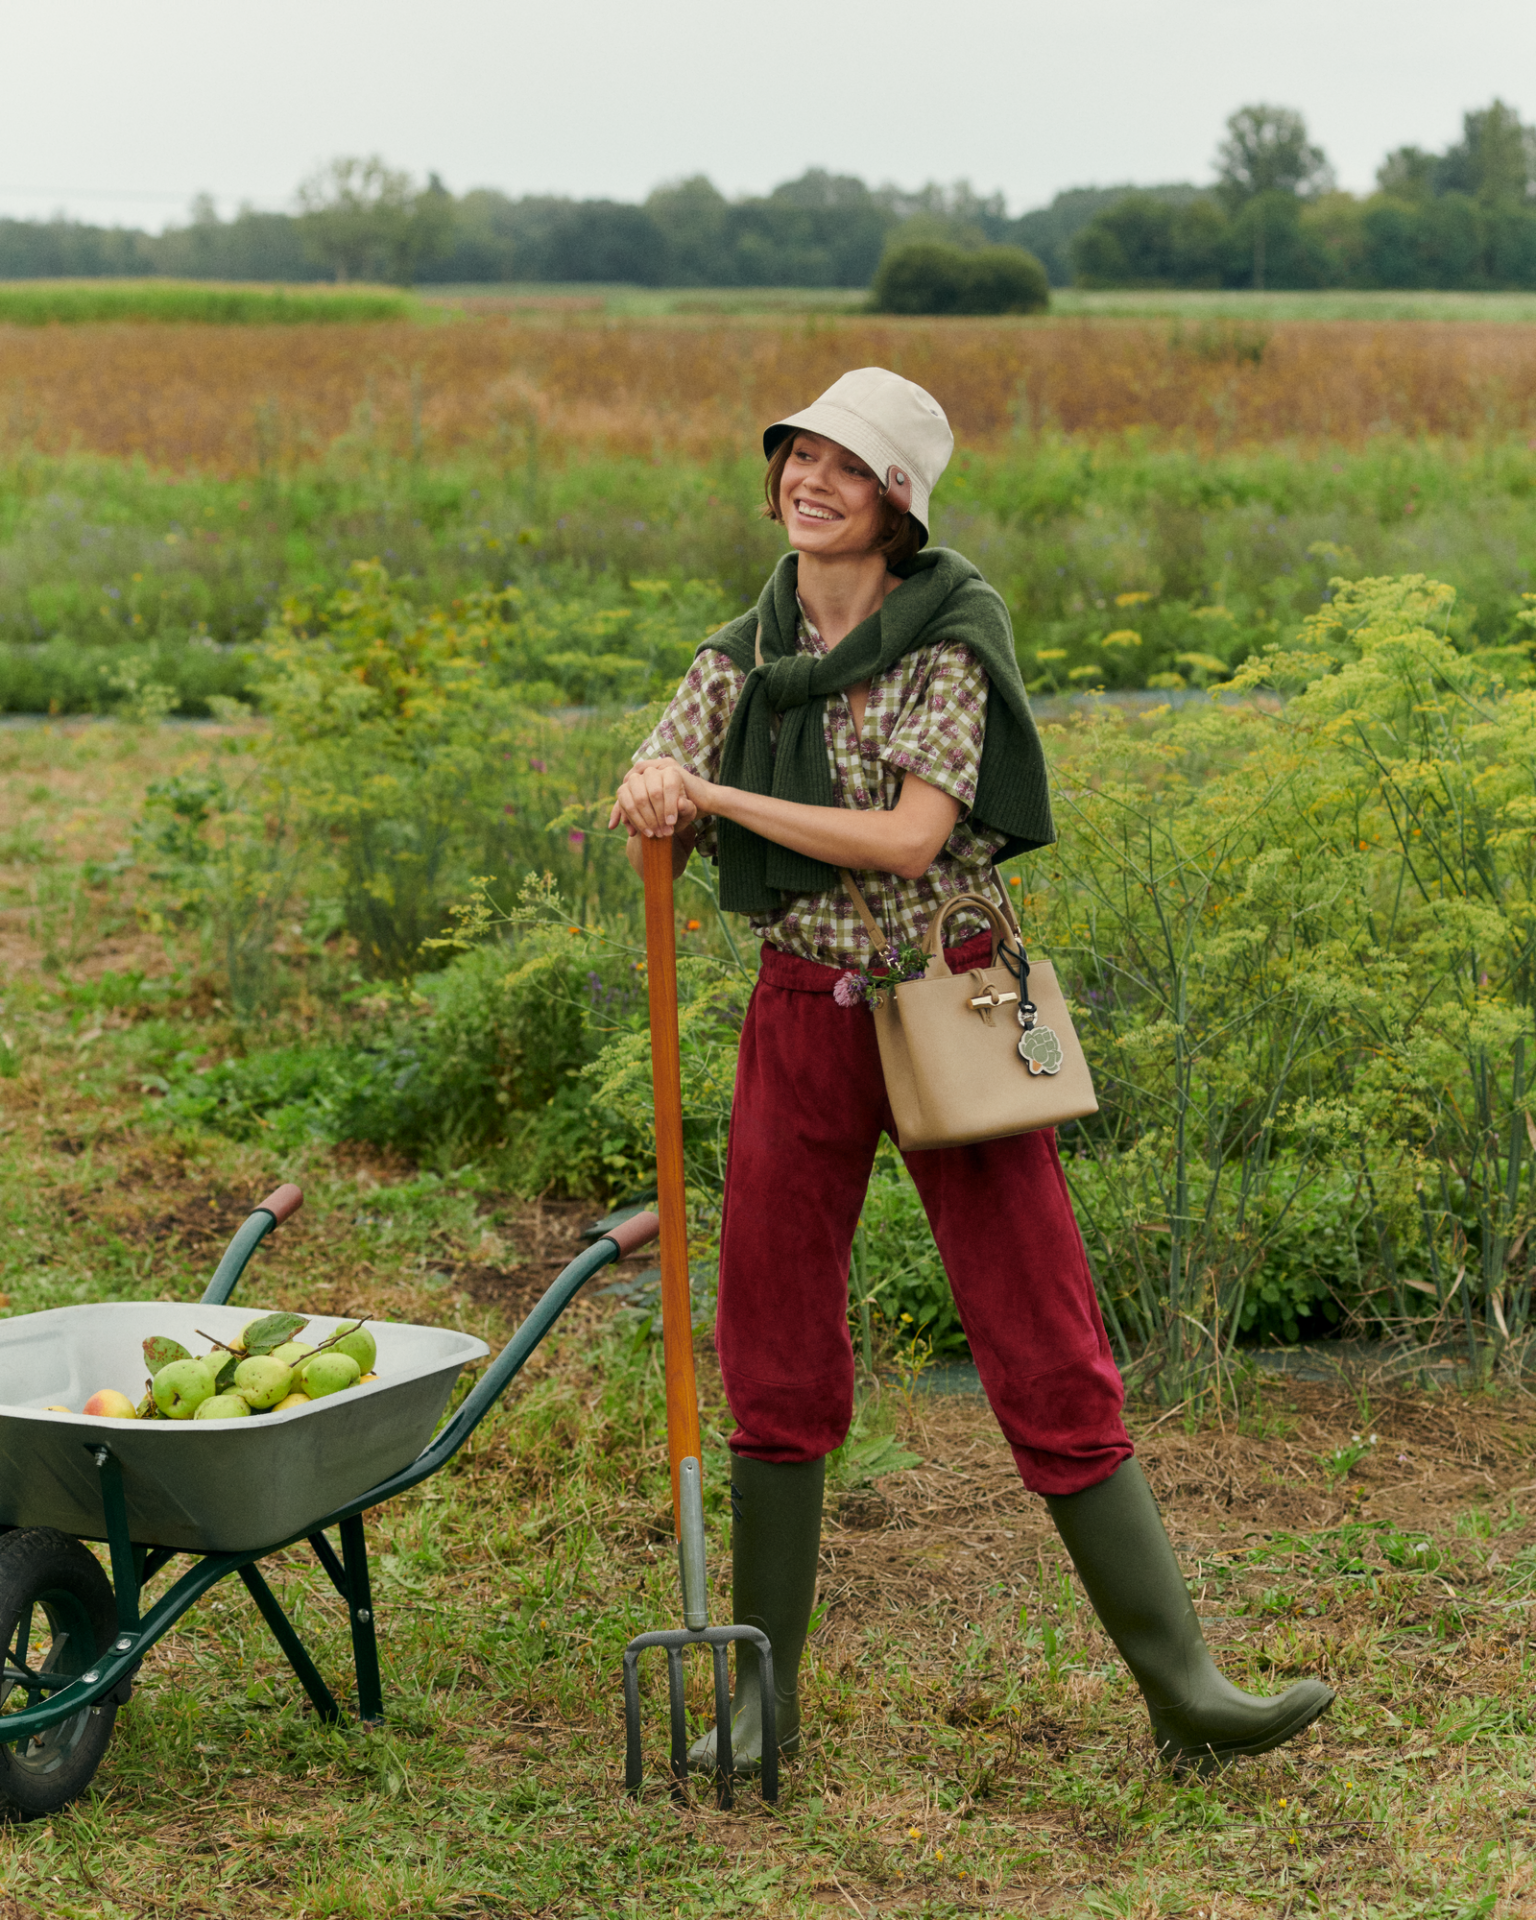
[711,1640,733,1809]
[757,1641,778,1804]
[666,1646,688,1788]
[622,1647,643,1791]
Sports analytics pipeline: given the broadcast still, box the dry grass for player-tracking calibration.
[7,316,1536,472]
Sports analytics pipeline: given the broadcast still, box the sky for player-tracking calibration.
[2,0,1533,231]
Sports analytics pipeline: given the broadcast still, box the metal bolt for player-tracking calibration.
[82,1670,98,1683]
[356,1609,371,1624]
[114,1637,133,1651]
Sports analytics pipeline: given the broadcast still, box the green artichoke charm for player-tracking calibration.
[1018,1021,1064,1076]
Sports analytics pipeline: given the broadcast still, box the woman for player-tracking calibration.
[609,367,1333,1772]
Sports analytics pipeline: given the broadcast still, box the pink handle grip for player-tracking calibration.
[256,1184,303,1226]
[603,1209,660,1259]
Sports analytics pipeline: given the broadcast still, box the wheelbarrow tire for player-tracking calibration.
[0,1528,118,1820]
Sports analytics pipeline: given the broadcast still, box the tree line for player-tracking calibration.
[3,101,1534,292]
[0,162,1040,291]
[1070,101,1536,291]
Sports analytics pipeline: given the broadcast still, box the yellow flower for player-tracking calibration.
[1115,589,1153,606]
[935,1849,945,1861]
[1009,875,1021,888]
[907,1825,921,1840]
[1102,629,1142,649]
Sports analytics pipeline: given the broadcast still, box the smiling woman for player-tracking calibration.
[607,363,1335,1781]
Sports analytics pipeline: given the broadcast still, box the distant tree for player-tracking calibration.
[1215,105,1334,204]
[871,240,1047,314]
[1013,184,1203,285]
[1070,192,1225,287]
[541,202,666,284]
[645,176,730,285]
[297,156,453,284]
[1376,146,1438,203]
[1214,106,1333,288]
[1435,100,1536,206]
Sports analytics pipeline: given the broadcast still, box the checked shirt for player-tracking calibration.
[634,603,1010,968]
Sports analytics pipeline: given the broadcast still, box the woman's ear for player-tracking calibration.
[882,466,912,513]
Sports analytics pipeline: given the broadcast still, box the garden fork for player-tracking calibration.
[621,834,777,1808]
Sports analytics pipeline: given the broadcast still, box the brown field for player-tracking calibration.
[6,316,1536,472]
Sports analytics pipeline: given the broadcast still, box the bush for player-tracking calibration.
[870,241,1049,316]
[158,919,657,1194]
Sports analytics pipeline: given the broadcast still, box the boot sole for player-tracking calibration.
[1157,1685,1335,1774]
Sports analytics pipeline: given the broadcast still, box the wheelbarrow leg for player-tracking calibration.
[237,1563,341,1723]
[338,1515,383,1726]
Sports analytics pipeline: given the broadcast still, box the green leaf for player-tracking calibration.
[142,1336,190,1377]
[241,1312,307,1355]
[214,1353,239,1392]
[840,1434,922,1484]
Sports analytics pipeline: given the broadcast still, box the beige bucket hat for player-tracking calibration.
[763,366,954,545]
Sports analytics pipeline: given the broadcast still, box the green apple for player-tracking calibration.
[270,1341,315,1368]
[329,1324,377,1375]
[299,1351,361,1399]
[153,1358,218,1420]
[232,1355,292,1411]
[194,1393,252,1420]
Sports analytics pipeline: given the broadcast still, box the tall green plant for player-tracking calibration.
[254,562,635,973]
[1233,574,1536,1373]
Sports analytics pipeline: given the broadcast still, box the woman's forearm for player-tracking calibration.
[697,779,956,882]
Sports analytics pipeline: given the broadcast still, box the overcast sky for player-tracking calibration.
[2,0,1532,230]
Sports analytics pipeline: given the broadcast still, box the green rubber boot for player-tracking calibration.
[688,1454,824,1768]
[1046,1459,1334,1771]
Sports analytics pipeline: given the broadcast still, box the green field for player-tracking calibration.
[5,431,1536,718]
[0,281,413,326]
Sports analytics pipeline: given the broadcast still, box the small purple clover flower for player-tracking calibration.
[833,972,864,1009]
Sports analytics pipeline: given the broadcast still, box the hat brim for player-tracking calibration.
[764,408,930,546]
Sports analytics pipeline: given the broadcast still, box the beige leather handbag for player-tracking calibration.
[841,879,1098,1152]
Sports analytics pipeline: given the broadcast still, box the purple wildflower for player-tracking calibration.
[833,973,864,1009]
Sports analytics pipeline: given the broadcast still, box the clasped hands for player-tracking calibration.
[608,756,714,840]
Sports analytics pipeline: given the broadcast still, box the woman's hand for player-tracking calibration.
[609,757,706,839]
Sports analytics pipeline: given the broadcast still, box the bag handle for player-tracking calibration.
[839,872,1030,987]
[918,891,1023,978]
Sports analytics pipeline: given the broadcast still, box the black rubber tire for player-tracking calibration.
[0,1528,118,1819]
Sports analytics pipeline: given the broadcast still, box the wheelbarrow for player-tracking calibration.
[0,1182,658,1818]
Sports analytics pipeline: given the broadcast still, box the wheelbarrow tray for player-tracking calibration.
[0,1301,488,1553]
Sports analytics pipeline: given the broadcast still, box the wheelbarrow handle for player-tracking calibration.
[199,1185,304,1306]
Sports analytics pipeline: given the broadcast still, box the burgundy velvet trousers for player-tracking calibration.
[715,934,1135,1498]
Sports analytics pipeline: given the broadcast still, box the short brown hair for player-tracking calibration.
[761,435,924,568]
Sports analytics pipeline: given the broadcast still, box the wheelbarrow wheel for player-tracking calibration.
[0,1528,118,1820]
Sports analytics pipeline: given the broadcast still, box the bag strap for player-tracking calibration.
[840,868,900,965]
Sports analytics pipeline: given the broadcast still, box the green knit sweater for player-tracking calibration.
[706,547,1056,913]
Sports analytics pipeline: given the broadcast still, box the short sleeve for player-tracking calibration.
[876,642,990,810]
[632,648,745,862]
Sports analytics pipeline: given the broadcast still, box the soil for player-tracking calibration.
[813,1376,1536,1659]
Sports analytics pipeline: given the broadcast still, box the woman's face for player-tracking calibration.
[777,431,883,558]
